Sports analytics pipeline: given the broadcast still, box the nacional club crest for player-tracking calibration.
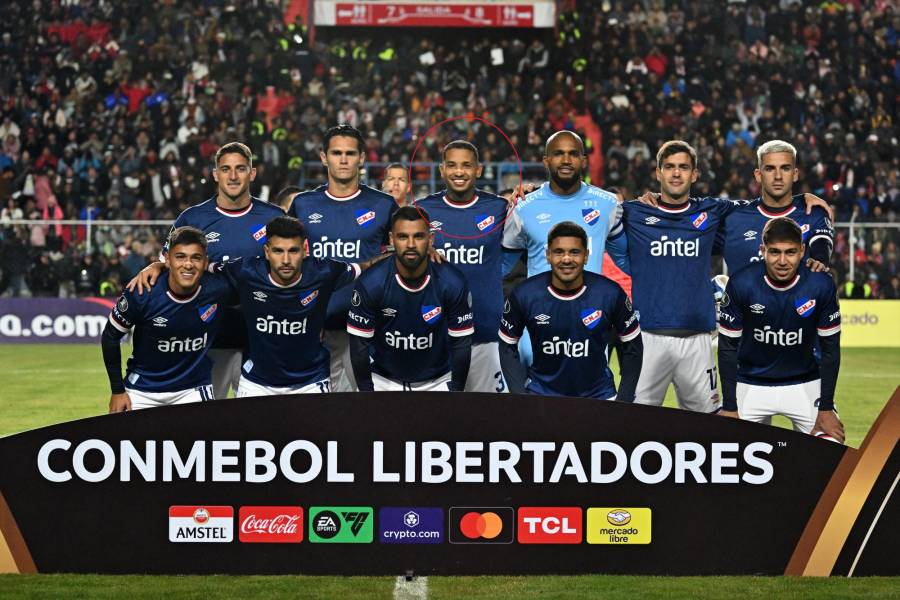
[691,212,709,230]
[198,303,218,322]
[795,298,816,317]
[300,290,319,307]
[355,210,376,228]
[582,209,602,226]
[251,224,267,242]
[422,305,442,324]
[475,214,495,232]
[581,309,603,330]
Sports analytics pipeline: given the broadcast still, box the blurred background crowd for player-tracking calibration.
[0,0,897,298]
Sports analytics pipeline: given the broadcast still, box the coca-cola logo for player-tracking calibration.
[241,513,300,535]
[238,506,304,543]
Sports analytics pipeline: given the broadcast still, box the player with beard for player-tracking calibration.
[103,227,232,411]
[718,217,843,440]
[347,206,474,392]
[288,125,399,391]
[502,131,629,365]
[416,140,512,393]
[137,143,284,399]
[499,221,642,400]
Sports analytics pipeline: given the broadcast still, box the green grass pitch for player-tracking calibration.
[0,344,897,597]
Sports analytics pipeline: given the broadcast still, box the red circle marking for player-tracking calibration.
[408,115,524,241]
[459,511,484,539]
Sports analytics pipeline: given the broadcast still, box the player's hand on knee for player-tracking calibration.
[813,410,844,443]
[127,261,165,295]
[719,409,740,419]
[109,392,132,413]
[805,258,829,273]
[636,191,660,207]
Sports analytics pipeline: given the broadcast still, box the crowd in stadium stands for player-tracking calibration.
[0,0,897,298]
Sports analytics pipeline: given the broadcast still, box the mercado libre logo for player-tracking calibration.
[410,115,523,241]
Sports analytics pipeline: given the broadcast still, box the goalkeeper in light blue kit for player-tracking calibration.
[501,130,630,363]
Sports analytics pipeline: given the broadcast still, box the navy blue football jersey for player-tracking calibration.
[164,196,284,262]
[289,184,399,330]
[214,256,360,388]
[416,190,509,344]
[346,259,474,383]
[717,197,834,270]
[164,196,284,348]
[621,198,736,331]
[499,272,640,399]
[718,263,841,385]
[108,275,233,392]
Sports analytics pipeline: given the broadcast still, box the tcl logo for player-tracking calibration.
[238,506,303,543]
[517,507,583,544]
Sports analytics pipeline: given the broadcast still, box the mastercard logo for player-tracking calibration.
[449,507,514,544]
[459,511,504,539]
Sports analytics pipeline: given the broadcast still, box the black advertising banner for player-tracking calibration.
[0,392,896,576]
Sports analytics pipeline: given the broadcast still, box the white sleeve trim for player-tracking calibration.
[108,314,131,334]
[498,330,520,344]
[346,324,375,338]
[817,324,841,337]
[619,325,641,343]
[717,325,743,338]
[448,326,475,337]
[808,234,833,246]
[350,262,362,280]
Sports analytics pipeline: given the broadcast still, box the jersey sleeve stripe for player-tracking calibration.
[448,326,474,337]
[350,263,362,279]
[817,323,841,336]
[620,325,641,343]
[346,324,375,338]
[108,314,130,333]
[808,234,834,245]
[717,325,743,338]
[498,330,519,344]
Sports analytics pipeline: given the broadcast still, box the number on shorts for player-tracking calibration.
[316,381,331,393]
[494,371,506,393]
[707,366,718,390]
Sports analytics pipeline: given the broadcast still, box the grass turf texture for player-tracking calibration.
[0,344,896,446]
[0,574,898,599]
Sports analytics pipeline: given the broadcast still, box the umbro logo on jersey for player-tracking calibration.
[582,209,602,226]
[535,314,551,325]
[205,232,221,243]
[429,221,443,231]
[644,216,660,225]
[536,213,552,224]
[252,291,268,302]
[300,290,319,307]
[152,316,168,327]
[422,305,442,324]
[308,213,323,224]
[382,308,397,317]
[475,214,495,232]
[750,303,765,314]
[691,212,709,230]
[356,210,376,228]
[251,224,267,242]
[743,230,758,240]
[581,309,603,330]
[795,298,816,317]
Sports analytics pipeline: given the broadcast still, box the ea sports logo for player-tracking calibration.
[193,507,210,524]
[459,511,503,539]
[313,510,341,539]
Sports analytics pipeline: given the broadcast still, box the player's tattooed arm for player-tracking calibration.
[501,182,537,207]
[101,321,131,412]
[357,250,394,272]
[127,260,166,295]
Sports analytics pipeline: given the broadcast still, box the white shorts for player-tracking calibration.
[634,331,720,412]
[372,371,453,392]
[125,385,213,410]
[325,330,357,392]
[236,375,331,398]
[736,379,824,434]
[209,348,243,399]
[466,342,508,393]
